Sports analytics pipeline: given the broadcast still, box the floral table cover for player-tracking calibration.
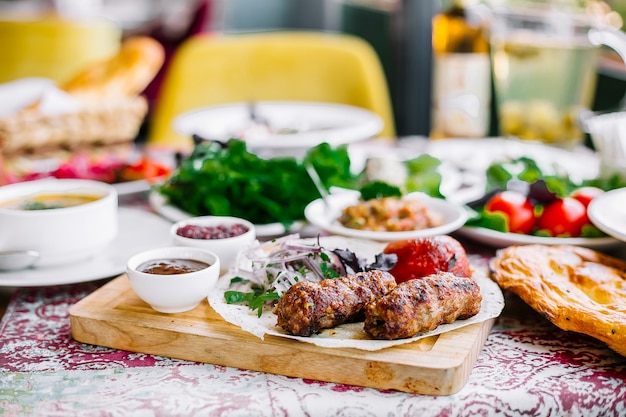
[1,270,625,417]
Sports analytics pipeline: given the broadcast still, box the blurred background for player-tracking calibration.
[0,0,624,139]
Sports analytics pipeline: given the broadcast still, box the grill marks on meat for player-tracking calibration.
[364,272,482,340]
[274,270,397,337]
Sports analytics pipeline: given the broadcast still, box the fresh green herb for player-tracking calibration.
[320,262,339,278]
[159,140,357,225]
[582,173,626,191]
[465,206,509,232]
[318,252,340,278]
[224,287,280,318]
[404,154,444,198]
[22,201,62,210]
[229,276,248,285]
[359,181,402,201]
[485,157,572,196]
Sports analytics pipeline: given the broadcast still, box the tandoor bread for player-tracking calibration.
[491,244,626,357]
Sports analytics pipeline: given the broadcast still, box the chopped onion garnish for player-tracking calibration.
[226,234,397,316]
[232,234,343,297]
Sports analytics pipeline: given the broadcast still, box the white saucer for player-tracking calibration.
[588,188,626,243]
[0,207,173,287]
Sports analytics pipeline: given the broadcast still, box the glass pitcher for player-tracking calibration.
[489,3,626,148]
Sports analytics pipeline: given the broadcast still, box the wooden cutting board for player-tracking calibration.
[69,274,495,395]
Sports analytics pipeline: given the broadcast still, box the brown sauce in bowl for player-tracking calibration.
[137,258,210,275]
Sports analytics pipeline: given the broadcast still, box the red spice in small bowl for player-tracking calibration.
[176,223,250,240]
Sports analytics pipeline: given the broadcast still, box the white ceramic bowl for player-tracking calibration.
[170,216,256,274]
[126,246,220,313]
[0,178,118,267]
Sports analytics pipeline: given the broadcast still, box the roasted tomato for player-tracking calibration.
[570,186,604,208]
[383,236,471,284]
[484,190,535,234]
[537,197,588,237]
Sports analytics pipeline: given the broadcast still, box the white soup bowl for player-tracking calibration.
[0,178,118,267]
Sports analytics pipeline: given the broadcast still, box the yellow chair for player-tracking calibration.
[0,14,121,84]
[148,31,395,151]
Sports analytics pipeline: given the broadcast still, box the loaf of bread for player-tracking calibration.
[491,244,626,357]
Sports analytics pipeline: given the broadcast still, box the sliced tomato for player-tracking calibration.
[484,190,535,234]
[537,197,588,237]
[570,186,604,208]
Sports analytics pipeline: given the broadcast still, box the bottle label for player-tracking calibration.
[431,53,491,138]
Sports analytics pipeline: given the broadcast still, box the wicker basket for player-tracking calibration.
[0,96,147,156]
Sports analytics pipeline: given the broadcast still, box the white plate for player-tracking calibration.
[455,226,620,250]
[588,187,626,242]
[173,101,383,152]
[304,191,467,241]
[148,190,303,238]
[0,207,173,287]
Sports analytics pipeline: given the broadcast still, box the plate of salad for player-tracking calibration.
[457,156,624,249]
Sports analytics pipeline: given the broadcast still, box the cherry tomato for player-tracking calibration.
[484,191,535,234]
[537,197,588,237]
[570,186,604,208]
[383,236,471,284]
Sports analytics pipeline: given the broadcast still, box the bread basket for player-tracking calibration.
[0,96,147,156]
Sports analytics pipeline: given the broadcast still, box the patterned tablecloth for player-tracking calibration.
[1,269,625,417]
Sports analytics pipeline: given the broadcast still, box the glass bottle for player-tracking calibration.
[430,0,491,139]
